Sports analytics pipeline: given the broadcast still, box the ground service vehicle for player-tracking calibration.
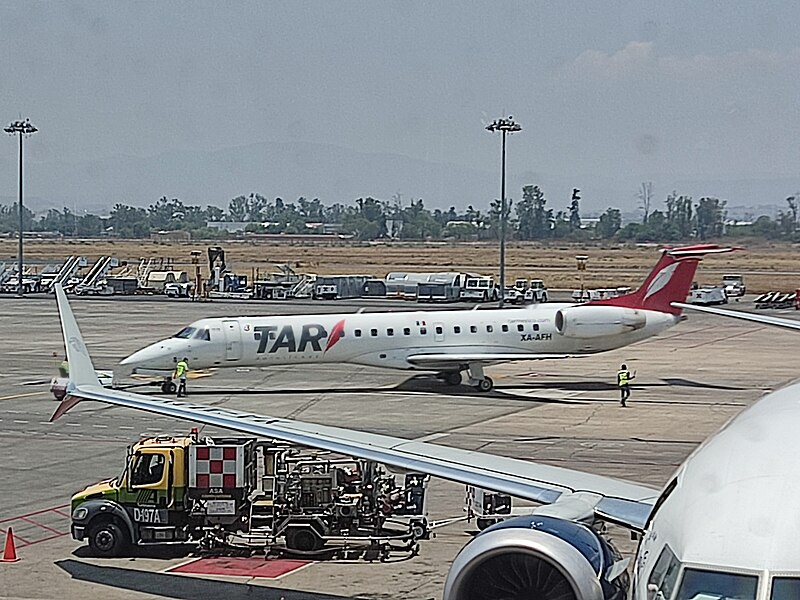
[503,287,525,304]
[524,279,548,303]
[460,276,499,302]
[690,286,728,305]
[70,432,430,559]
[722,273,746,298]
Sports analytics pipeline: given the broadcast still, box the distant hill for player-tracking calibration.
[1,140,798,216]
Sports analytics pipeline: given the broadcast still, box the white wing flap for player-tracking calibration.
[673,302,800,331]
[53,284,659,532]
[407,353,577,367]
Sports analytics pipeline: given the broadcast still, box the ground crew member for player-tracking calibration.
[174,357,189,398]
[617,363,635,407]
[59,357,69,378]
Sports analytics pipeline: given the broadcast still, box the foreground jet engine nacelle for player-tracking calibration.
[555,306,646,339]
[443,516,627,600]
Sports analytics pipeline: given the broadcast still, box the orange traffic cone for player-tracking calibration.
[1,528,20,562]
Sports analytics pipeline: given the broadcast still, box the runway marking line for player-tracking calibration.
[168,556,313,579]
[0,504,71,548]
[0,391,48,402]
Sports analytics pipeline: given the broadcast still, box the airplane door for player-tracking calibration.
[433,322,445,342]
[222,320,242,361]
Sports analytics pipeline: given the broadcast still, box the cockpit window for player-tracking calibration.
[173,327,196,339]
[676,568,758,600]
[194,328,210,341]
[648,545,680,600]
[772,577,800,600]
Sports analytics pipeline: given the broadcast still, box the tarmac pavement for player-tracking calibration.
[0,294,796,599]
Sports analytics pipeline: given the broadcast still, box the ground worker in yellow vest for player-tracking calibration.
[617,363,636,407]
[174,357,189,398]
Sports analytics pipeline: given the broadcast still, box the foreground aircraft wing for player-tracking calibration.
[672,302,800,332]
[53,285,659,531]
[407,353,577,368]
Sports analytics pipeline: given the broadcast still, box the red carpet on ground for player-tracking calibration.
[170,556,311,578]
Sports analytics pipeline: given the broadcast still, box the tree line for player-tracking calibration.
[1,186,798,242]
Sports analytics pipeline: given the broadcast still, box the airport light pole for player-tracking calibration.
[576,254,588,301]
[486,116,521,308]
[4,118,38,297]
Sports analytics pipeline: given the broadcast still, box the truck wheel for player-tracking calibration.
[476,518,496,531]
[285,528,323,552]
[161,381,177,394]
[88,521,128,557]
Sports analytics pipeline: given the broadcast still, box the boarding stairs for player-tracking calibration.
[48,256,87,291]
[290,274,316,298]
[74,256,119,295]
[0,263,12,287]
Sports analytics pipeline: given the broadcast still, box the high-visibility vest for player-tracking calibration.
[617,370,630,387]
[175,361,188,378]
[60,361,70,375]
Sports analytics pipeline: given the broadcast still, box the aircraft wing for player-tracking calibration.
[52,285,660,532]
[672,302,800,331]
[407,353,577,369]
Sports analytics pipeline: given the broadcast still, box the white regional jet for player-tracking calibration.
[54,283,800,600]
[121,244,733,393]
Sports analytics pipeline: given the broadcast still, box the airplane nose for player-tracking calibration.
[120,341,175,368]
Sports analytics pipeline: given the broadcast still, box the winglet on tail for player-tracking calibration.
[52,284,100,420]
[588,244,738,315]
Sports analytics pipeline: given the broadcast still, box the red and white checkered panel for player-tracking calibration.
[189,446,245,489]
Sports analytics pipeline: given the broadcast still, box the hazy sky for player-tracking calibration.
[1,1,799,209]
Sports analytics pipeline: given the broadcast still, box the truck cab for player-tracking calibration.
[71,435,197,556]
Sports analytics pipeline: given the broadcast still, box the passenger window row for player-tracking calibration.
[351,322,540,337]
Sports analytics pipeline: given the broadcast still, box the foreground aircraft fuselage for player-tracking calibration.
[121,244,733,391]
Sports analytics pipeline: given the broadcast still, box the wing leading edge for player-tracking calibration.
[672,302,800,331]
[53,284,659,531]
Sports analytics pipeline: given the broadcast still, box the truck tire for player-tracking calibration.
[285,527,323,552]
[88,521,128,557]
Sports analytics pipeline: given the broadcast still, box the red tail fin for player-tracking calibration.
[588,244,736,314]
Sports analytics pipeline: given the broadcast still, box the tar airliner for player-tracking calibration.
[121,244,733,392]
[53,266,800,600]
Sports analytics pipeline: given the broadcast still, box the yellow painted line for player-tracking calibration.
[0,391,49,402]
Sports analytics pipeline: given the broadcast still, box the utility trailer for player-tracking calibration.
[70,432,430,561]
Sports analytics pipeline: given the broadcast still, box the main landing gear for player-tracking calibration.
[436,365,494,392]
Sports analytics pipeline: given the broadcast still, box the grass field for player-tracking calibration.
[1,238,797,293]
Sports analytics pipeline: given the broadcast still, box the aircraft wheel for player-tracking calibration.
[445,372,462,386]
[475,377,493,392]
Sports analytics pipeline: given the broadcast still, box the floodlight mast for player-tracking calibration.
[4,119,38,297]
[485,116,521,308]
